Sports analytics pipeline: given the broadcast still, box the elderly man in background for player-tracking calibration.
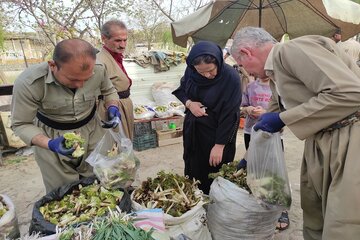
[11,39,120,193]
[97,19,134,140]
[331,29,360,66]
[231,27,360,240]
[339,38,360,67]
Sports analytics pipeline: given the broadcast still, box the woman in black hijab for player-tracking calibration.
[173,41,242,194]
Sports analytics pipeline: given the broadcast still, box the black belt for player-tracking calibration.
[98,89,130,100]
[322,111,360,132]
[36,104,96,130]
[118,89,130,99]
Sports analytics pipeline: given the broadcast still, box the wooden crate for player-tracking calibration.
[156,128,183,147]
[133,132,157,151]
[153,116,184,131]
[0,112,26,148]
[134,120,156,138]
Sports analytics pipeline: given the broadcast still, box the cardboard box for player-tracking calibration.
[156,128,183,147]
[153,116,184,131]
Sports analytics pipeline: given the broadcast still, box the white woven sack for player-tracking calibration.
[132,192,212,240]
[0,194,20,239]
[207,177,282,240]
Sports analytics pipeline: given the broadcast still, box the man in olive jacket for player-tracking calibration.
[97,19,134,140]
[11,39,120,193]
[231,27,360,240]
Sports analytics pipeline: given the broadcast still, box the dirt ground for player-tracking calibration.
[0,128,304,240]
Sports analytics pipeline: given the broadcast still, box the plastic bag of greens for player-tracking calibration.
[86,129,140,189]
[246,129,291,210]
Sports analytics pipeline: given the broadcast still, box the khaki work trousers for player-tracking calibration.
[34,117,105,193]
[301,121,360,240]
[97,97,134,140]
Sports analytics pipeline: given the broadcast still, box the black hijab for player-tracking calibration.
[181,41,241,109]
[173,41,241,145]
[185,41,225,88]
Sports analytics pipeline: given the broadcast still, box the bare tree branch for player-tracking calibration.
[151,0,174,22]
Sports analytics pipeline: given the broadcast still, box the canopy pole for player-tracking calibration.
[259,0,263,27]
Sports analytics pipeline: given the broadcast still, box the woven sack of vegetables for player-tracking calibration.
[207,177,281,240]
[0,194,20,239]
[131,171,211,240]
[29,176,131,236]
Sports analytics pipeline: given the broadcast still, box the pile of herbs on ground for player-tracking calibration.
[40,180,124,227]
[58,209,155,240]
[208,160,251,193]
[132,171,206,217]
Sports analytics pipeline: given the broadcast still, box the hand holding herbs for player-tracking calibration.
[63,132,85,158]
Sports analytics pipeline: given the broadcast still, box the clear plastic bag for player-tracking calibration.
[151,82,180,106]
[247,129,292,210]
[85,129,140,189]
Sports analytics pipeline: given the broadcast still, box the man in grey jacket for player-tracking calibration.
[231,27,360,240]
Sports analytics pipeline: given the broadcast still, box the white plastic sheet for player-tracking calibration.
[323,0,360,24]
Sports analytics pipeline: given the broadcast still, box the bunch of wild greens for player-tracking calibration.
[40,181,124,227]
[209,160,251,193]
[58,209,155,240]
[133,171,204,217]
[63,132,85,158]
[251,174,292,208]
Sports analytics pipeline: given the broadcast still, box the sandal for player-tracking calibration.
[276,210,290,231]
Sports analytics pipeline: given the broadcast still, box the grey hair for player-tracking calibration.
[101,20,127,38]
[230,27,277,58]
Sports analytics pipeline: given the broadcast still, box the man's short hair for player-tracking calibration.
[53,39,97,69]
[101,20,127,39]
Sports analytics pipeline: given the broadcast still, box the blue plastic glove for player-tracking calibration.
[253,112,285,133]
[101,105,121,128]
[236,158,247,170]
[48,136,75,157]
